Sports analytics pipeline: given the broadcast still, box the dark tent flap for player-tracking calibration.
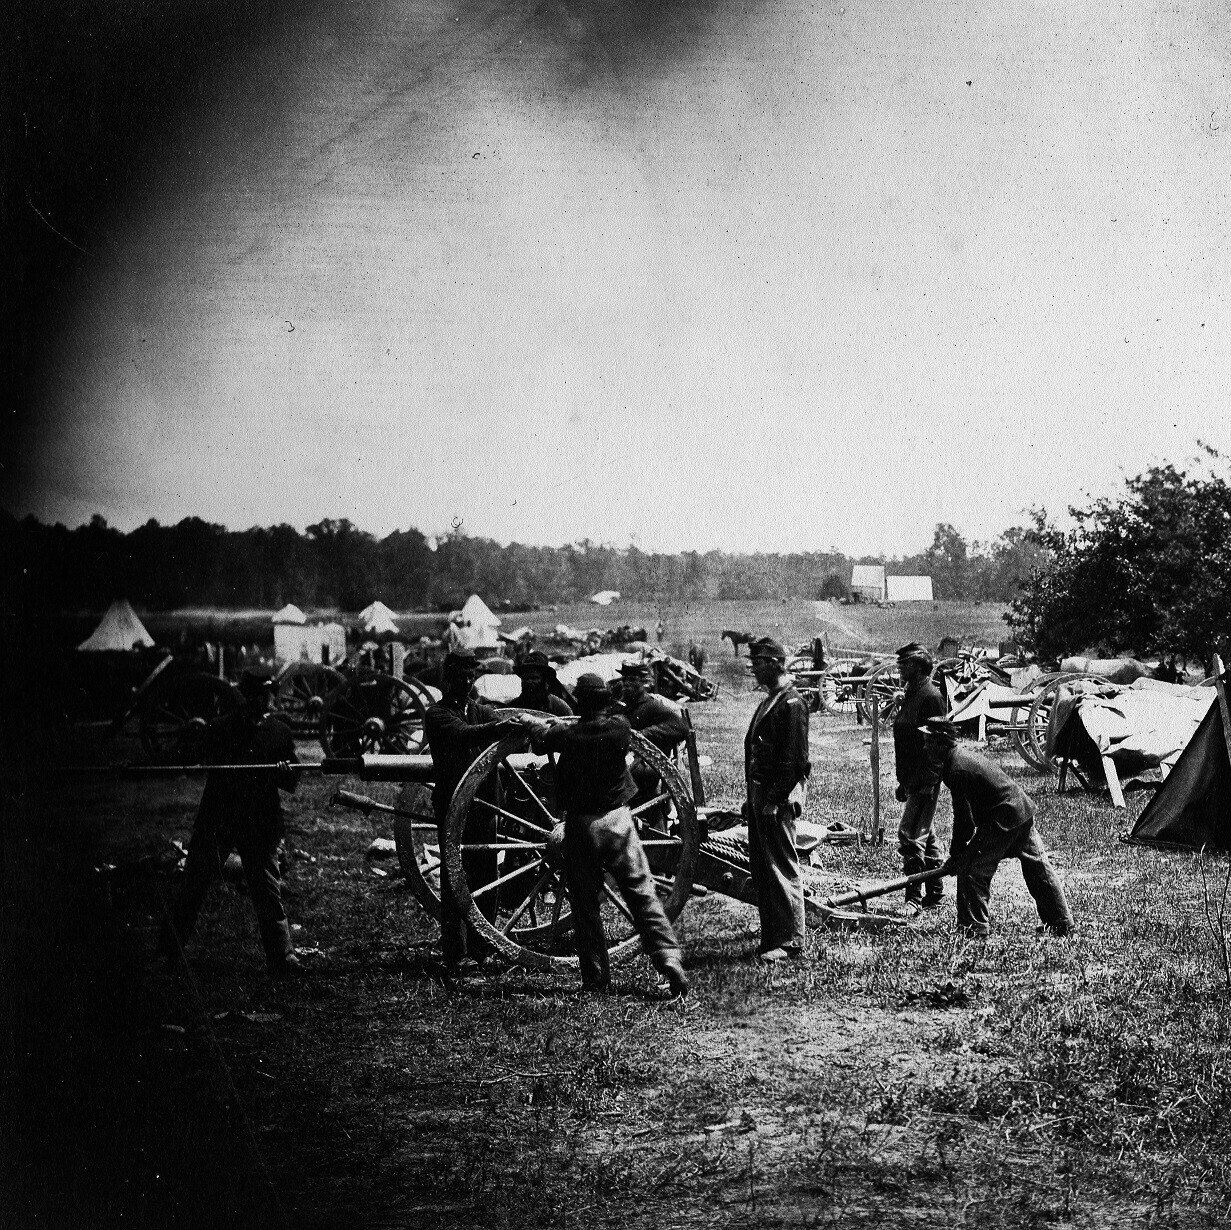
[1127,698,1231,850]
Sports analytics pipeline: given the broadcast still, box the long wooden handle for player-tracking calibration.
[823,866,947,911]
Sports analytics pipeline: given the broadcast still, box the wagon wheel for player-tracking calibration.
[393,782,443,921]
[442,730,699,973]
[139,672,244,763]
[1024,673,1106,771]
[320,669,428,755]
[273,662,345,732]
[856,660,903,725]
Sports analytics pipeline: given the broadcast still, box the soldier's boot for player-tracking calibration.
[902,857,926,906]
[922,858,946,910]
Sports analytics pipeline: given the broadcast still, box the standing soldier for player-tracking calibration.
[615,660,688,820]
[528,674,688,997]
[744,638,811,962]
[512,651,573,716]
[424,649,528,976]
[920,718,1075,938]
[160,669,301,975]
[892,642,947,909]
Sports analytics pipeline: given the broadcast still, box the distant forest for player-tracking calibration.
[2,512,1048,612]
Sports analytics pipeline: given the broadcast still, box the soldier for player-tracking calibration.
[512,650,573,716]
[892,642,948,909]
[920,717,1075,938]
[744,638,811,961]
[160,668,301,975]
[528,674,688,997]
[424,649,530,975]
[615,660,688,821]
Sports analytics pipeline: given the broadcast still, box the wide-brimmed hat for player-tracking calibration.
[619,660,654,680]
[918,717,959,740]
[514,650,556,680]
[238,667,276,700]
[748,637,786,662]
[443,648,480,672]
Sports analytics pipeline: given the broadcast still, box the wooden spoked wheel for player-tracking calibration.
[320,669,429,755]
[273,662,345,732]
[139,673,243,762]
[393,782,443,921]
[856,660,903,725]
[1022,673,1106,771]
[816,662,870,717]
[442,731,699,973]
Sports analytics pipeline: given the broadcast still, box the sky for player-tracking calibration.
[8,0,1230,557]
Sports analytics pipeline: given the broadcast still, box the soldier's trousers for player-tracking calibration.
[898,789,943,903]
[746,785,806,953]
[564,806,681,991]
[956,821,1074,937]
[162,812,291,967]
[437,810,498,968]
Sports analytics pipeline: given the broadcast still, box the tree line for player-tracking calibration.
[2,510,1047,613]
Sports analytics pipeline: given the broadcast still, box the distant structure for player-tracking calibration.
[849,565,886,603]
[886,576,934,602]
[358,600,399,636]
[453,594,502,650]
[589,590,621,606]
[78,599,155,652]
[273,616,347,664]
[272,603,307,625]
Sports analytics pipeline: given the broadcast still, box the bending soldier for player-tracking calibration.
[744,638,811,962]
[892,642,947,909]
[920,718,1075,938]
[424,649,529,975]
[160,669,301,975]
[529,674,688,997]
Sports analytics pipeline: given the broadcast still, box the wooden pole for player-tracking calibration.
[870,692,882,845]
[1212,655,1231,771]
[682,709,707,806]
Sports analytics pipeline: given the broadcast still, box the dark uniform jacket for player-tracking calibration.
[424,697,520,817]
[537,715,637,818]
[893,678,946,791]
[744,683,811,806]
[199,709,297,834]
[620,694,687,756]
[515,691,574,717]
[932,745,1035,859]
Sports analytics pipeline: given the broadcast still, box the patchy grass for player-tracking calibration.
[5,656,1231,1229]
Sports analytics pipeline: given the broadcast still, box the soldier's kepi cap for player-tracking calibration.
[748,637,787,662]
[238,667,276,699]
[897,641,934,667]
[918,716,959,740]
[573,673,612,702]
[443,648,480,671]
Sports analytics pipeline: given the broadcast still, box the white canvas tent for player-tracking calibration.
[886,575,934,602]
[78,600,155,652]
[590,590,621,606]
[274,621,347,665]
[272,603,307,625]
[456,594,502,650]
[850,565,886,603]
[358,600,399,636]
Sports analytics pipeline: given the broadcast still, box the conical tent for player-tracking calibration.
[78,599,155,651]
[358,601,399,636]
[273,603,307,625]
[1127,673,1231,850]
[457,594,501,649]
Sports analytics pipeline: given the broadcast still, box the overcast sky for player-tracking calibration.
[11,0,1230,556]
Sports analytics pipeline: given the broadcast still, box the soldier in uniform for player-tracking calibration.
[528,674,688,997]
[744,638,811,961]
[615,660,688,823]
[920,717,1075,938]
[423,649,530,975]
[512,650,573,716]
[892,642,948,909]
[160,668,301,975]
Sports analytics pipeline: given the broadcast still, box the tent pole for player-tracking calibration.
[1213,656,1231,771]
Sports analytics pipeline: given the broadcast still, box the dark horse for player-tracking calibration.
[722,630,755,656]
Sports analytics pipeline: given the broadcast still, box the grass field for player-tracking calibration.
[5,602,1230,1228]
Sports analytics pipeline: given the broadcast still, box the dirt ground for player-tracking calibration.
[4,615,1231,1228]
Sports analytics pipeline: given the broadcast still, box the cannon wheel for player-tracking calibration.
[814,662,870,716]
[320,669,429,756]
[274,662,345,732]
[393,782,442,921]
[139,673,243,762]
[856,660,903,725]
[1022,673,1106,771]
[442,731,699,973]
